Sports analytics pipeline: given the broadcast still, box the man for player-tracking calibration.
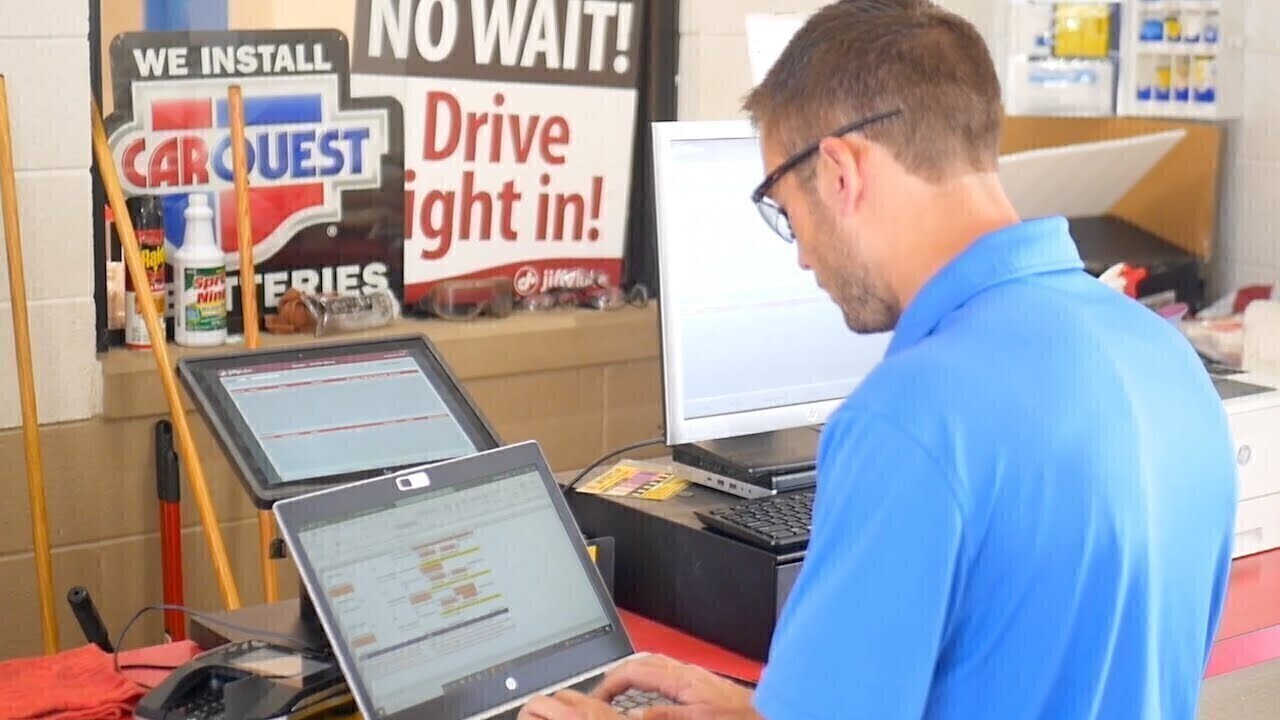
[521,1,1238,718]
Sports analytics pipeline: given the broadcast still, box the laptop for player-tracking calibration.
[273,441,671,719]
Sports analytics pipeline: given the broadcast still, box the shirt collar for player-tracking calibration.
[886,216,1084,356]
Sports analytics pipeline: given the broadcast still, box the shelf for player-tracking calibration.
[1017,0,1121,5]
[1005,0,1238,120]
[1134,0,1220,12]
[1135,41,1221,55]
[1127,100,1221,118]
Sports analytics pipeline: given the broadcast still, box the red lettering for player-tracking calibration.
[148,137,182,188]
[459,171,491,241]
[404,169,417,240]
[423,92,572,166]
[123,140,148,188]
[181,137,209,186]
[424,91,461,161]
[489,93,505,163]
[123,137,213,189]
[511,114,539,163]
[465,111,488,163]
[541,117,569,164]
[419,189,455,260]
[498,180,520,240]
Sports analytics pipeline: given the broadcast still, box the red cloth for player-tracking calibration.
[1232,284,1275,314]
[0,645,144,720]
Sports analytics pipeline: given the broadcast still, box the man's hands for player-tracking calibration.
[593,654,756,713]
[519,689,625,720]
[517,655,761,720]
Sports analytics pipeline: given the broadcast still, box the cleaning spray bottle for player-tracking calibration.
[173,194,227,347]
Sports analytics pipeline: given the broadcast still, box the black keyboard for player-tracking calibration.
[695,490,814,552]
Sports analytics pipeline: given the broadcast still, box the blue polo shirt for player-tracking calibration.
[753,217,1237,719]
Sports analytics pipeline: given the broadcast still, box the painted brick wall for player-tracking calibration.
[1214,1,1280,296]
[0,2,100,430]
[675,0,999,121]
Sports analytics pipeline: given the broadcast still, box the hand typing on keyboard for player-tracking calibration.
[518,654,762,720]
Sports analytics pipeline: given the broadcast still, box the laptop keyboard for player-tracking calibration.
[610,688,675,714]
[695,490,814,552]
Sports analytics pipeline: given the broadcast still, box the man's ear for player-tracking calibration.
[816,136,863,218]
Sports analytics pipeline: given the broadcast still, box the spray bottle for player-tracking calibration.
[172,194,227,347]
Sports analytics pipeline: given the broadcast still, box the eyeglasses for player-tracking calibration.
[420,278,515,321]
[750,109,903,242]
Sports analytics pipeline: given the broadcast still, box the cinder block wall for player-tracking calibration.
[0,1,100,431]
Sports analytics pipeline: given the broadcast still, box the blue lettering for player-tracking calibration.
[291,130,317,179]
[257,133,290,180]
[210,136,253,183]
[196,124,375,184]
[343,128,371,175]
[317,129,345,176]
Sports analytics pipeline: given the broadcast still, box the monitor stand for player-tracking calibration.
[187,591,329,652]
[298,578,324,639]
[672,426,821,500]
[188,549,331,652]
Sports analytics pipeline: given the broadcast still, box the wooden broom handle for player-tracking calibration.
[90,98,242,611]
[228,86,279,604]
[0,75,59,654]
[228,87,260,349]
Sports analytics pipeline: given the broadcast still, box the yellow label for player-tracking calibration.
[587,545,598,563]
[140,246,164,273]
[1054,5,1111,58]
[577,463,691,501]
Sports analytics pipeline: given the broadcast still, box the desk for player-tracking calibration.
[122,543,1280,696]
[114,608,756,720]
[1205,548,1280,677]
[180,599,766,686]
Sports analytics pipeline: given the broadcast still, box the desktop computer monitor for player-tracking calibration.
[650,120,892,448]
[177,335,502,508]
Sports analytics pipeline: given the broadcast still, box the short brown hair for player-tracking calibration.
[743,0,1002,182]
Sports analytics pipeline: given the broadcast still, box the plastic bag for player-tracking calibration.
[302,289,402,336]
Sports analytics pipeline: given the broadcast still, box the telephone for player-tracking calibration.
[135,640,351,720]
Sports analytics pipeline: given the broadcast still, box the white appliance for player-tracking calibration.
[1218,371,1280,559]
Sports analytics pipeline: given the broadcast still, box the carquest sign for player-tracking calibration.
[105,29,406,328]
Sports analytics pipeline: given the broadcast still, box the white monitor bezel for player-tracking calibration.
[650,119,851,446]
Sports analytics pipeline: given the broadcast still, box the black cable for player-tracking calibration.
[563,437,665,494]
[116,662,186,691]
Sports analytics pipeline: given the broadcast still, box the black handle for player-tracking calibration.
[154,420,180,503]
[67,585,114,653]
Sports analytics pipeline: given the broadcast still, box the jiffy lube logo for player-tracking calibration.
[105,29,406,321]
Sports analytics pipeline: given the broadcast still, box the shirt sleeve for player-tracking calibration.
[753,409,965,720]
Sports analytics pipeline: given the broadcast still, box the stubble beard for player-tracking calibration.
[813,210,900,335]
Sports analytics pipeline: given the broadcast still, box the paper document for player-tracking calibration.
[998,129,1186,219]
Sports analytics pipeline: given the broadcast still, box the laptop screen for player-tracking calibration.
[295,464,614,717]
